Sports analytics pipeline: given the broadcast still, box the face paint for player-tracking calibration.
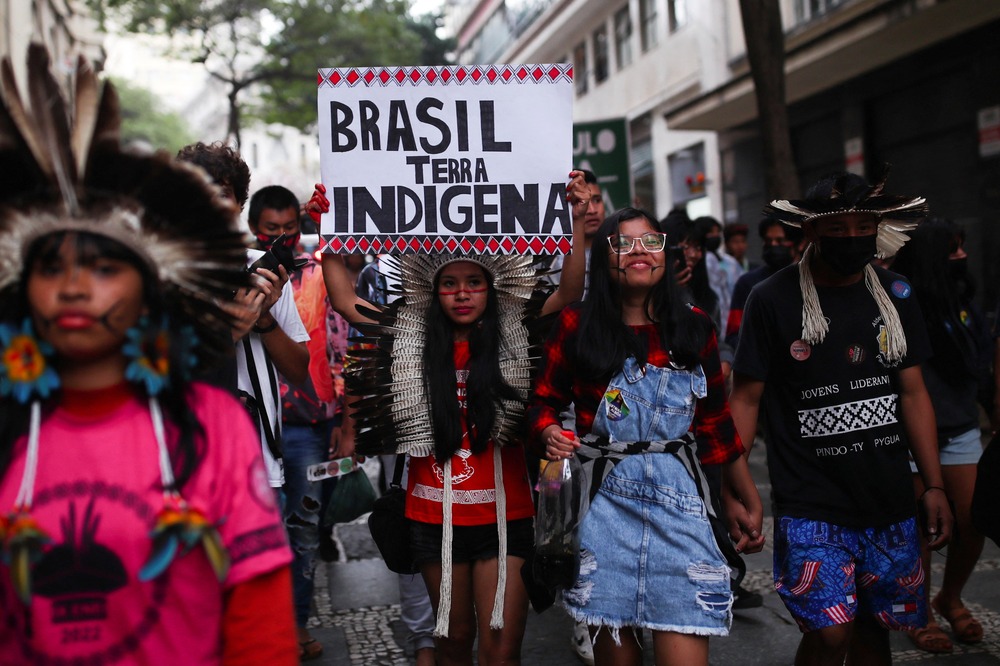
[255,232,300,250]
[437,286,489,296]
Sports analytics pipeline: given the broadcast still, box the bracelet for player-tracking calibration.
[919,486,946,500]
[253,319,278,334]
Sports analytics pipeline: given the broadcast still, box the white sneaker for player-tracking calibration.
[571,621,595,666]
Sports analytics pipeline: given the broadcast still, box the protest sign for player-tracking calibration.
[317,64,573,255]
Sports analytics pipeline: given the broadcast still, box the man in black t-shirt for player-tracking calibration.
[730,172,953,666]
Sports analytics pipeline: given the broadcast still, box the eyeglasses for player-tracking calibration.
[607,232,667,254]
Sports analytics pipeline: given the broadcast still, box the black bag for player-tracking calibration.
[368,457,418,574]
[972,432,1000,546]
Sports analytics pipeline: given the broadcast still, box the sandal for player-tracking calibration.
[933,597,984,644]
[299,637,324,662]
[908,625,953,654]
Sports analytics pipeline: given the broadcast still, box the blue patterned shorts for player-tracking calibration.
[773,516,925,633]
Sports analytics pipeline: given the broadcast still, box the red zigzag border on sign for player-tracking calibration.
[319,234,572,255]
[317,64,573,88]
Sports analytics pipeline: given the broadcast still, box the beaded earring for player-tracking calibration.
[123,316,198,395]
[0,319,60,404]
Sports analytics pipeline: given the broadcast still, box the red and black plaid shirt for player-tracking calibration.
[527,304,743,465]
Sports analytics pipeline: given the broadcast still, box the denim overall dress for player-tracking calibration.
[562,357,734,637]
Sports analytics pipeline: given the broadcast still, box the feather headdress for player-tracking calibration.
[347,253,541,458]
[763,170,927,363]
[763,168,927,259]
[0,44,249,362]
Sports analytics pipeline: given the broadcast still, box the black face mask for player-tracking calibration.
[948,257,968,282]
[817,234,877,276]
[762,244,793,270]
[705,236,722,253]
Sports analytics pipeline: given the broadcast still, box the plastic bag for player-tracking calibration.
[533,451,586,590]
[324,469,376,524]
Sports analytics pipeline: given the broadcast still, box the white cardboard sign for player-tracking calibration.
[317,64,574,255]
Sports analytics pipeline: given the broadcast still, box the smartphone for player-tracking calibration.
[668,245,686,267]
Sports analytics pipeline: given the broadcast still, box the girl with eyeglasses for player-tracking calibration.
[527,207,763,666]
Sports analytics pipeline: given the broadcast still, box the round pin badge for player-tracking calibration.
[890,280,911,299]
[790,340,811,361]
[846,344,866,364]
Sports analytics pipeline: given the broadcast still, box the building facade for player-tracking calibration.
[445,0,1000,308]
[0,0,103,91]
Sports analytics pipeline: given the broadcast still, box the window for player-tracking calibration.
[614,6,633,70]
[573,41,588,95]
[794,0,847,23]
[639,0,658,52]
[668,0,687,33]
[593,23,610,84]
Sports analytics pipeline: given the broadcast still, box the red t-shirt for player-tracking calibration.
[406,341,534,526]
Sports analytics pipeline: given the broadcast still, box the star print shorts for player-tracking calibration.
[773,516,925,633]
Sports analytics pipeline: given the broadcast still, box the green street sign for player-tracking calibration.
[573,118,631,211]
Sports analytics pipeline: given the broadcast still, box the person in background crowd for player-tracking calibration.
[247,185,349,661]
[540,168,604,302]
[695,215,744,328]
[661,217,720,330]
[724,217,805,351]
[341,252,437,666]
[529,206,764,666]
[724,222,752,271]
[0,47,296,664]
[177,143,310,499]
[891,218,992,653]
[663,212,758,611]
[730,171,953,666]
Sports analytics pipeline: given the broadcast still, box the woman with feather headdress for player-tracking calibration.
[315,172,590,664]
[0,46,296,664]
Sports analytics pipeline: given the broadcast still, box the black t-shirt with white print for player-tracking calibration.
[733,264,931,527]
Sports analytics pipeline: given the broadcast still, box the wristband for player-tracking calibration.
[253,319,278,334]
[919,485,945,500]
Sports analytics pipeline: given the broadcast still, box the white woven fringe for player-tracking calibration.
[489,444,507,630]
[798,243,907,363]
[434,457,454,637]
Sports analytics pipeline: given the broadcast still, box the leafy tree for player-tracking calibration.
[111,76,194,152]
[738,0,800,198]
[258,0,453,130]
[88,0,452,144]
[90,0,281,148]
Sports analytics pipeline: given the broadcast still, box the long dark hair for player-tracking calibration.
[0,231,205,490]
[678,220,719,317]
[891,218,979,382]
[577,208,711,378]
[422,262,520,461]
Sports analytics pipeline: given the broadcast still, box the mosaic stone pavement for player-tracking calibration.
[309,565,407,666]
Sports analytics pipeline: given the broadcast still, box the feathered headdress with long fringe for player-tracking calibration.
[347,253,540,458]
[762,170,928,364]
[346,252,544,638]
[0,44,249,362]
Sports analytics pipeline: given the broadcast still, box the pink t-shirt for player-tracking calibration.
[0,384,291,665]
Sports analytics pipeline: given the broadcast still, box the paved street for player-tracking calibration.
[304,445,1000,665]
